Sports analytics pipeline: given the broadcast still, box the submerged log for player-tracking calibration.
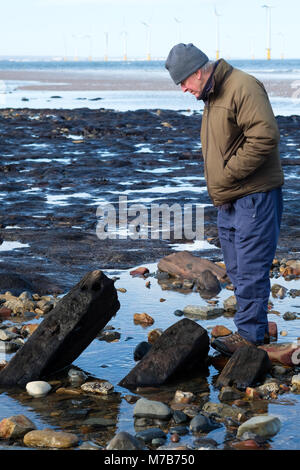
[216,345,272,390]
[119,318,209,389]
[0,270,120,387]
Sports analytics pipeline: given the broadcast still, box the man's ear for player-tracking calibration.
[195,69,202,80]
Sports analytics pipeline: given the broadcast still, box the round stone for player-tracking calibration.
[26,381,52,398]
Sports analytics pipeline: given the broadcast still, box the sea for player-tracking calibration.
[0,58,300,115]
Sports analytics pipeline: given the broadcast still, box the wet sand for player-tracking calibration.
[0,69,298,97]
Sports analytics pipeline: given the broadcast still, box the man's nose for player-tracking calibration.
[181,84,188,93]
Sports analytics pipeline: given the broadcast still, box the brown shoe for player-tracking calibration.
[211,332,254,357]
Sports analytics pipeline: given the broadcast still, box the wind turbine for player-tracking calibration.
[262,5,272,60]
[141,21,151,61]
[104,32,109,61]
[121,30,128,61]
[214,6,221,60]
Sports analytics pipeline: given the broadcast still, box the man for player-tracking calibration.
[165,43,284,356]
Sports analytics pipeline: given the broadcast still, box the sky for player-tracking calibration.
[0,0,299,60]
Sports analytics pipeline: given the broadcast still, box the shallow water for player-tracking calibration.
[0,262,299,450]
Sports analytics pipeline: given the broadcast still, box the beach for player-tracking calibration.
[0,60,299,452]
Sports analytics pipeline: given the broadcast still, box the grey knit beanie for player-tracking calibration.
[165,43,209,85]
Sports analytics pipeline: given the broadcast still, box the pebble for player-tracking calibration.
[202,401,247,422]
[174,309,184,317]
[183,305,224,319]
[81,380,114,395]
[0,414,36,439]
[223,295,237,311]
[147,328,163,344]
[173,390,195,404]
[291,374,300,390]
[67,368,87,385]
[237,415,281,438]
[106,431,146,450]
[23,429,79,448]
[189,414,220,433]
[133,398,172,420]
[218,386,243,401]
[133,341,152,361]
[26,381,52,398]
[283,312,298,321]
[133,313,154,325]
[135,427,166,443]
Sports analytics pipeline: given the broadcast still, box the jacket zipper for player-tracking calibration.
[204,103,213,201]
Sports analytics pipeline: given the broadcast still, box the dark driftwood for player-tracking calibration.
[216,345,272,390]
[119,318,209,389]
[0,270,120,387]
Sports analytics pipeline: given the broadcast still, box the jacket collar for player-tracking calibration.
[205,59,233,102]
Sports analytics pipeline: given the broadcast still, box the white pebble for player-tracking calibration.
[26,380,52,398]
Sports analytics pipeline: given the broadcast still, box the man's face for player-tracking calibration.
[180,70,204,99]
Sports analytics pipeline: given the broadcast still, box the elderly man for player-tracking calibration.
[165,43,284,356]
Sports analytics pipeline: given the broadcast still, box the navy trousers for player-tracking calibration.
[217,187,283,344]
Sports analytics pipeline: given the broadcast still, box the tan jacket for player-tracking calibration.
[200,59,284,206]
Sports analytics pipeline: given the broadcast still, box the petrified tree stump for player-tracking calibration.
[157,251,227,282]
[0,270,120,387]
[119,318,209,389]
[216,345,272,390]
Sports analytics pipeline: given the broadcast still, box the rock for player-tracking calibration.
[81,381,114,395]
[271,284,288,298]
[67,368,87,385]
[218,386,243,401]
[23,429,79,448]
[21,323,39,337]
[134,341,152,361]
[0,270,120,387]
[0,415,36,439]
[194,437,218,449]
[0,340,20,353]
[119,318,209,388]
[135,427,166,443]
[211,325,232,338]
[223,295,237,311]
[173,390,195,404]
[256,381,280,397]
[157,251,227,282]
[130,267,150,277]
[237,415,281,439]
[133,313,154,325]
[26,381,52,398]
[216,345,272,390]
[202,402,247,422]
[259,342,300,367]
[183,305,224,320]
[147,328,163,344]
[245,387,260,399]
[0,307,12,318]
[172,410,189,424]
[231,439,262,450]
[174,309,184,317]
[0,329,19,341]
[189,414,219,433]
[283,311,298,321]
[133,398,172,420]
[291,374,300,390]
[196,270,221,298]
[98,330,121,342]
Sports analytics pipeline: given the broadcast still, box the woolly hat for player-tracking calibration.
[165,43,209,85]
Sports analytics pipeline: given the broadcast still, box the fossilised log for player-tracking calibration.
[157,251,227,282]
[0,270,120,387]
[119,318,209,390]
[216,345,272,390]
